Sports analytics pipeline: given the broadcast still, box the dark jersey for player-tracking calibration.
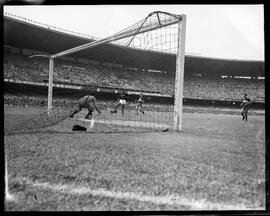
[242,98,251,110]
[79,95,96,109]
[119,92,128,100]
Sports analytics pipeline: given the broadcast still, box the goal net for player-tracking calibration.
[4,11,186,135]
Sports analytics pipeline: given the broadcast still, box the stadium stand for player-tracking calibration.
[183,76,264,100]
[4,50,264,101]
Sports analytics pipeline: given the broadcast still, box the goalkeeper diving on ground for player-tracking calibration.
[69,92,101,120]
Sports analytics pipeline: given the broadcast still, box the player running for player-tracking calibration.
[69,92,101,120]
[110,89,128,115]
[240,93,252,121]
[135,93,145,115]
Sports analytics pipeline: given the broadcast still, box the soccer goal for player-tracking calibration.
[5,11,186,134]
[50,11,186,131]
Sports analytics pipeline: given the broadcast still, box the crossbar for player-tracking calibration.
[51,14,181,58]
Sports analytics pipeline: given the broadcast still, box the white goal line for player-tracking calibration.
[8,177,263,210]
[69,118,170,129]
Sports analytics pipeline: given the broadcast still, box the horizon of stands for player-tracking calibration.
[4,51,265,102]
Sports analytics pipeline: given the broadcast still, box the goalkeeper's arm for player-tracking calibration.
[93,101,101,114]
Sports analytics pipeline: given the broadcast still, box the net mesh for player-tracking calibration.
[5,107,73,135]
[109,11,180,54]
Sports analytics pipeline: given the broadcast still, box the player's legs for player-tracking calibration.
[115,103,121,109]
[241,108,245,120]
[241,112,245,120]
[136,104,139,115]
[111,102,120,114]
[85,108,93,120]
[244,110,248,121]
[121,104,125,115]
[70,105,82,118]
[110,103,119,114]
[139,104,144,114]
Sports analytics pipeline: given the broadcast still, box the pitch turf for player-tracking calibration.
[4,105,265,210]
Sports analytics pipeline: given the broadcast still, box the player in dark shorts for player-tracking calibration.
[70,92,101,120]
[240,93,252,121]
[110,89,128,115]
[135,93,145,115]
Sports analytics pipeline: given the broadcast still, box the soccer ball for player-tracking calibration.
[110,109,117,114]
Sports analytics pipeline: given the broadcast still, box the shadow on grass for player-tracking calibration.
[4,128,171,136]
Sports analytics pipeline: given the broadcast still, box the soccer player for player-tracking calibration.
[110,89,128,115]
[240,93,252,121]
[135,93,145,115]
[69,92,101,120]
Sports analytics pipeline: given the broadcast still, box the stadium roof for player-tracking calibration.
[4,14,264,77]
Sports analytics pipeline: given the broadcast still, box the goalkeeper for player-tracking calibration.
[240,93,252,121]
[70,92,101,120]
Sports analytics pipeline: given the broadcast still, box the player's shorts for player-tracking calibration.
[119,99,126,105]
[241,107,249,113]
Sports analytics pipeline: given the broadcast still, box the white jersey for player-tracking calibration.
[119,99,126,105]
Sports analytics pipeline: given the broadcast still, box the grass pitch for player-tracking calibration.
[4,105,265,210]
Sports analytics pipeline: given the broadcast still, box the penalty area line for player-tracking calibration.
[14,177,263,210]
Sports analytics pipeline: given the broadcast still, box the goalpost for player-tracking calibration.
[174,14,186,131]
[35,11,186,131]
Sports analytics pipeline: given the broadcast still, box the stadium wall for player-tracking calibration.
[4,82,264,110]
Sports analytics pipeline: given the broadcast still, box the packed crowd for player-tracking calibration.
[4,62,31,81]
[4,51,264,101]
[183,77,264,100]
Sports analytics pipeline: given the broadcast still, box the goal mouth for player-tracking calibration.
[47,11,186,132]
